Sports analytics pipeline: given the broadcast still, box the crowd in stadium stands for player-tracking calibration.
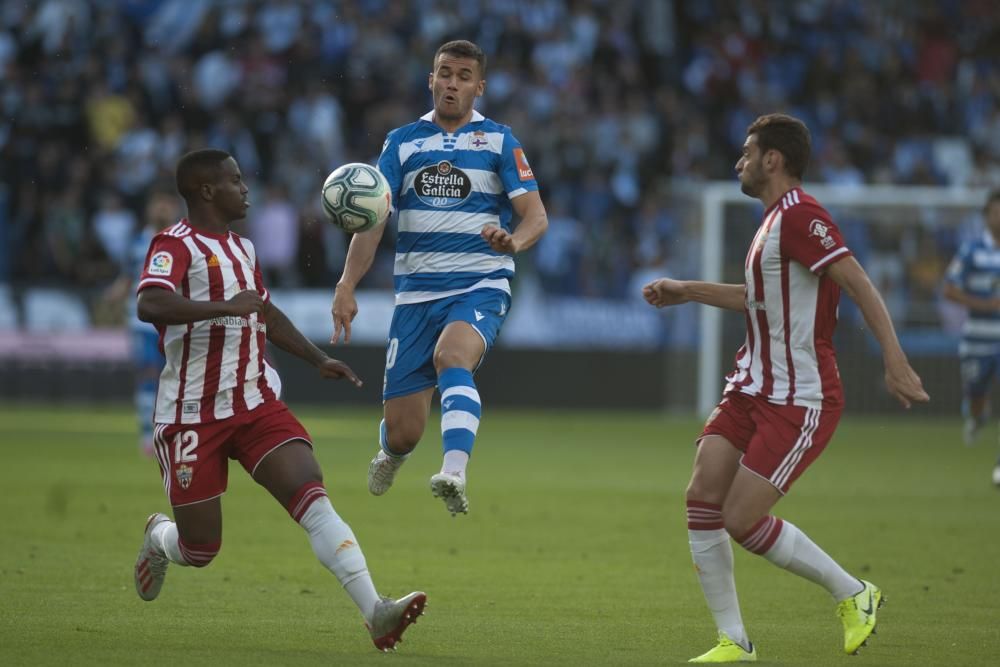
[1,0,999,330]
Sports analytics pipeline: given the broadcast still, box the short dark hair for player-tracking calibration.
[434,40,486,77]
[986,189,1000,212]
[746,114,811,180]
[175,149,232,202]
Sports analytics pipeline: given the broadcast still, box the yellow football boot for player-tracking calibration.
[689,632,757,663]
[836,579,884,654]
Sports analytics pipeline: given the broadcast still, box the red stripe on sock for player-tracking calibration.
[737,516,784,554]
[287,481,328,522]
[178,538,221,567]
[686,500,724,530]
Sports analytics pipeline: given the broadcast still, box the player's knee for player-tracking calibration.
[722,512,757,542]
[384,419,422,452]
[432,347,468,373]
[685,480,725,506]
[178,538,221,568]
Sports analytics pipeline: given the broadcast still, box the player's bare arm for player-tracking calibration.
[941,282,1000,311]
[137,287,263,325]
[825,256,929,408]
[481,190,548,254]
[643,278,745,312]
[331,222,388,344]
[263,301,361,387]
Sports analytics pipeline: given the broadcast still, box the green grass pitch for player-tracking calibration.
[1,404,998,666]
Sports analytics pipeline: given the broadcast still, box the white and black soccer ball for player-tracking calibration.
[321,163,392,233]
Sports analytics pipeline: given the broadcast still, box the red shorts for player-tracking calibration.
[698,391,841,494]
[152,400,311,507]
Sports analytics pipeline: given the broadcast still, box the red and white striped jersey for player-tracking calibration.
[136,220,281,424]
[724,188,851,409]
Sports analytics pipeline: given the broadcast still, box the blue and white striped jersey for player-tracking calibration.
[377,110,539,304]
[945,230,1000,356]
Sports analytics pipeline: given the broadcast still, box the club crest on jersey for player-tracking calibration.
[809,219,836,249]
[148,251,173,276]
[415,160,472,208]
[206,254,220,267]
[471,131,488,149]
[176,464,193,489]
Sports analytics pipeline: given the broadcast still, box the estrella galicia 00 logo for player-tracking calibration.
[414,160,472,208]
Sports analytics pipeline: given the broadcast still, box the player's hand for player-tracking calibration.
[331,284,358,344]
[318,356,362,387]
[225,290,265,316]
[884,359,930,409]
[481,225,518,253]
[643,278,688,308]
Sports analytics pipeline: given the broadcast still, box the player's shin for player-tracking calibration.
[687,501,751,651]
[290,481,380,622]
[740,517,861,601]
[438,367,480,477]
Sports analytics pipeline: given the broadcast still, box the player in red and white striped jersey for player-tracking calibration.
[132,150,425,652]
[644,114,928,661]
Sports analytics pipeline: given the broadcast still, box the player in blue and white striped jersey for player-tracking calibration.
[943,191,1000,480]
[330,40,549,515]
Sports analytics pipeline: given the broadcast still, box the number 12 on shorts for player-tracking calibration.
[172,430,199,463]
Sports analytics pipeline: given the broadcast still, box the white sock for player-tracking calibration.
[441,450,469,478]
[689,529,750,651]
[151,520,187,566]
[761,520,862,601]
[299,496,380,623]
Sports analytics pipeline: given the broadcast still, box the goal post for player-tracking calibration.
[696,182,990,417]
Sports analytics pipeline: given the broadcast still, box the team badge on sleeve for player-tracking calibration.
[808,219,836,249]
[148,251,174,276]
[513,148,534,181]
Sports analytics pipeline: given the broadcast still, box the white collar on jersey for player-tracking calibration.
[420,109,485,124]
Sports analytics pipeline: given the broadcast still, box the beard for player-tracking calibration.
[739,168,764,197]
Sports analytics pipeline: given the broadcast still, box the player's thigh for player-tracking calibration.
[687,393,757,503]
[721,466,782,537]
[688,435,743,505]
[434,321,486,371]
[435,289,510,372]
[173,496,222,544]
[230,401,318,507]
[251,440,321,509]
[742,401,840,494]
[383,387,435,450]
[384,302,442,402]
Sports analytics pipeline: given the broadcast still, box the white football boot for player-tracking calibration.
[134,512,171,601]
[429,472,469,516]
[368,450,406,496]
[367,591,427,651]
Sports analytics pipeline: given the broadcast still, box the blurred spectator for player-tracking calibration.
[0,0,996,323]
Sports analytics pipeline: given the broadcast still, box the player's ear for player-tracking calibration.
[200,183,214,202]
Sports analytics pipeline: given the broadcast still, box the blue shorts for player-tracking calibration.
[132,326,163,370]
[961,353,1000,398]
[383,289,511,400]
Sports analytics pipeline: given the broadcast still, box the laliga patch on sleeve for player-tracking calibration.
[148,251,173,276]
[513,148,534,181]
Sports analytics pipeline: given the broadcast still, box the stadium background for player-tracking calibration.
[1,0,999,411]
[3,3,1000,666]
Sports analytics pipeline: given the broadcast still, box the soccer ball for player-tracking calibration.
[321,163,392,233]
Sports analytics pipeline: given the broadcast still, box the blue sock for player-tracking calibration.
[438,367,480,456]
[378,419,409,459]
